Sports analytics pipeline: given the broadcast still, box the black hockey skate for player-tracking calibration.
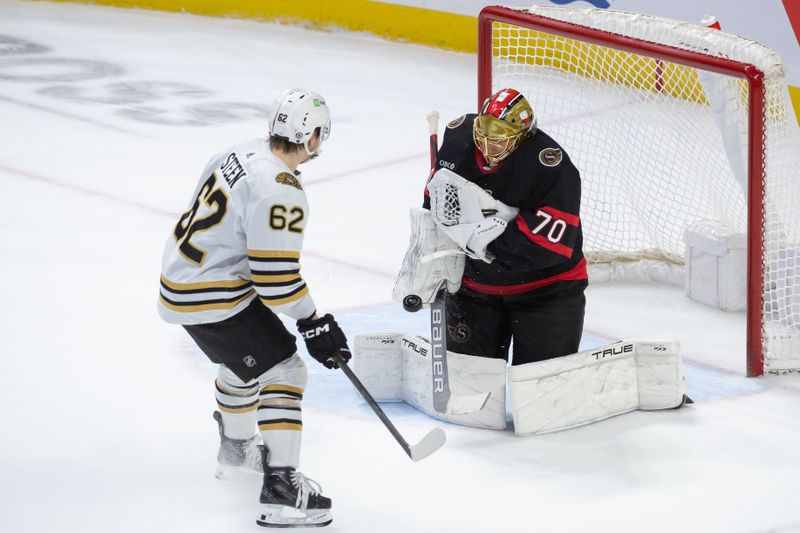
[212,411,264,479]
[257,462,333,528]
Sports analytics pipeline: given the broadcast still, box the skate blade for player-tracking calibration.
[215,463,262,481]
[256,504,332,528]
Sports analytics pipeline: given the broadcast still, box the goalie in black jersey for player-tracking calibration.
[377,89,683,434]
[424,88,587,366]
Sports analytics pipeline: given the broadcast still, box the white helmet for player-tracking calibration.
[269,88,331,157]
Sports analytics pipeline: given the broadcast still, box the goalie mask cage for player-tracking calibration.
[478,6,800,376]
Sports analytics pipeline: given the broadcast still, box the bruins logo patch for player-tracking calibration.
[275,172,302,190]
[447,114,466,129]
[539,147,563,167]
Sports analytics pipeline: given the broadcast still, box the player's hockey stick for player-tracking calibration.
[423,112,489,416]
[333,352,445,462]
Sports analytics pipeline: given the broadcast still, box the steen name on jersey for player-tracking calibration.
[221,152,247,188]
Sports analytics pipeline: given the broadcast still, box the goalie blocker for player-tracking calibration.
[353,335,687,435]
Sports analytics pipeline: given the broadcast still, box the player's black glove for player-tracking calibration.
[296,313,351,369]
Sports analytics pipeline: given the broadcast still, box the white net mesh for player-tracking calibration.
[486,6,800,371]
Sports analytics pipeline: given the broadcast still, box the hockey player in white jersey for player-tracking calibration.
[158,88,348,528]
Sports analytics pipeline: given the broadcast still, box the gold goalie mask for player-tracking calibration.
[473,88,536,165]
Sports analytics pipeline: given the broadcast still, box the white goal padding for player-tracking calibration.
[510,340,686,436]
[353,334,507,430]
[355,334,685,434]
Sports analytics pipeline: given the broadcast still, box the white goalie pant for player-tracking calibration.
[353,334,507,430]
[509,340,686,436]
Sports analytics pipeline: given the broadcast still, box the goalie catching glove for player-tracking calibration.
[297,313,351,369]
[427,168,519,262]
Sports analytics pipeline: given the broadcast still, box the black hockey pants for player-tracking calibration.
[444,280,587,365]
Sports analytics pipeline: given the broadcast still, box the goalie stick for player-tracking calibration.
[334,352,445,461]
[403,112,490,416]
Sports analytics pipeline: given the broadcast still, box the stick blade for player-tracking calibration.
[439,391,491,416]
[408,428,446,462]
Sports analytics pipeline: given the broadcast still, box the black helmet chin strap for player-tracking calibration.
[303,129,323,159]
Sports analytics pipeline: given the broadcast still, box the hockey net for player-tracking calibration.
[478,6,800,375]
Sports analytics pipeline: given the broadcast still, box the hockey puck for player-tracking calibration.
[402,294,423,313]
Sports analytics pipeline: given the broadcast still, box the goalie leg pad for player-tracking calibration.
[352,334,405,401]
[635,341,686,410]
[510,340,685,436]
[354,334,507,430]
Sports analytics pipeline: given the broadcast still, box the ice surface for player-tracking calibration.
[1,2,799,532]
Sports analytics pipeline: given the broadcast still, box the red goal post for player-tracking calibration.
[477,5,800,376]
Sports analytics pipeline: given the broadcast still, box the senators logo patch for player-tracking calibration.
[447,114,466,129]
[448,323,471,343]
[275,172,302,190]
[539,147,563,167]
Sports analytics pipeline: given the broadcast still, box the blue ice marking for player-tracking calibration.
[683,361,766,402]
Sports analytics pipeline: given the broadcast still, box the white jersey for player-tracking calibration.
[158,138,316,325]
